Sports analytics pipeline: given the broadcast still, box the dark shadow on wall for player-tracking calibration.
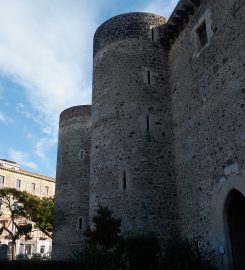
[225,189,245,270]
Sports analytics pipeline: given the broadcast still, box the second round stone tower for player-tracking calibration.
[90,13,178,238]
[53,105,91,259]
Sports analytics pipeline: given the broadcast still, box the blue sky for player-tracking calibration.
[0,0,178,177]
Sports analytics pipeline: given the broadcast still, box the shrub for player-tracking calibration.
[84,205,122,250]
[76,205,122,269]
[122,232,161,270]
[0,261,76,270]
[160,233,217,270]
[75,245,114,270]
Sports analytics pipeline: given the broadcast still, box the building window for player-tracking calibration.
[45,186,49,197]
[0,175,4,188]
[16,179,21,190]
[40,246,45,254]
[196,21,208,48]
[31,183,35,194]
[192,9,213,58]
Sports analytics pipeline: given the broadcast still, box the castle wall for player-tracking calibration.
[169,0,245,267]
[52,1,245,267]
[52,105,91,260]
[90,13,178,238]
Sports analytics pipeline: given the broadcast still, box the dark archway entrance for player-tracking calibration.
[227,190,245,270]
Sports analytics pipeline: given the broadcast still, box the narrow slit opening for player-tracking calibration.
[151,28,154,41]
[196,20,208,49]
[147,115,150,132]
[147,70,151,84]
[123,171,127,190]
[79,217,83,230]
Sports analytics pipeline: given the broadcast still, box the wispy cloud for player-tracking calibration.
[0,0,179,176]
[0,0,180,126]
[0,111,12,125]
[16,102,40,123]
[0,0,100,134]
[21,129,56,175]
[35,137,57,160]
[8,148,38,170]
[0,0,104,173]
[144,0,179,17]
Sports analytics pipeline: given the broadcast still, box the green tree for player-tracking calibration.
[0,188,54,259]
[0,188,32,259]
[78,205,122,270]
[18,192,53,239]
[84,205,122,250]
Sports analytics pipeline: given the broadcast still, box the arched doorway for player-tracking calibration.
[226,190,245,270]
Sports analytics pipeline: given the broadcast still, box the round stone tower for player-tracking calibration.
[90,13,178,238]
[53,105,91,260]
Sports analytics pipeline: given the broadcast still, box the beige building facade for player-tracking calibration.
[0,159,55,259]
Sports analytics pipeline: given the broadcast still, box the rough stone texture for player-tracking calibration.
[169,0,245,269]
[53,2,245,269]
[93,12,166,55]
[52,105,91,260]
[90,12,178,238]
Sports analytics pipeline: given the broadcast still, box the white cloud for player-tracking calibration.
[8,148,38,171]
[0,0,180,126]
[0,111,12,125]
[21,129,56,175]
[16,102,39,122]
[144,0,179,18]
[0,0,105,171]
[0,0,179,176]
[35,137,57,160]
[0,0,100,135]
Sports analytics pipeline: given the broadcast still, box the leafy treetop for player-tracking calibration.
[84,205,121,250]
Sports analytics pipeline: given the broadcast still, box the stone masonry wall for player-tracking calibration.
[52,1,244,267]
[90,13,178,239]
[169,0,245,254]
[52,105,91,260]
